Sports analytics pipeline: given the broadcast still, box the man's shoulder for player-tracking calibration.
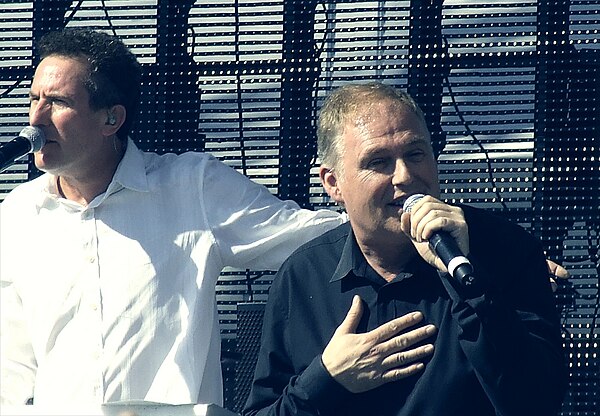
[292,221,350,254]
[460,204,542,255]
[461,204,532,237]
[141,148,215,171]
[2,173,49,206]
[270,221,349,296]
[140,149,240,191]
[277,221,350,272]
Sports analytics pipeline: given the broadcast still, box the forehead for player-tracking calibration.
[32,55,89,93]
[346,100,431,148]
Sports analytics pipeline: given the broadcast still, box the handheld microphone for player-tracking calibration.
[0,126,46,173]
[403,194,476,288]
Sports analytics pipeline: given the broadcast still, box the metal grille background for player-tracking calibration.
[0,1,597,414]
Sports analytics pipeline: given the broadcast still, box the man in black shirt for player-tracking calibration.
[243,82,566,416]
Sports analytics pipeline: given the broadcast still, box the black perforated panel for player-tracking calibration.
[0,2,597,414]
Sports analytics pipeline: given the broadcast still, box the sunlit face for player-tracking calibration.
[29,55,111,179]
[322,100,440,246]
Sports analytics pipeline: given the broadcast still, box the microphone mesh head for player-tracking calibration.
[19,126,46,152]
[402,193,425,213]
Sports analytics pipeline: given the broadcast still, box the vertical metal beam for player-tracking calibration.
[407,0,448,159]
[533,0,577,254]
[29,0,72,180]
[278,1,320,208]
[136,0,203,154]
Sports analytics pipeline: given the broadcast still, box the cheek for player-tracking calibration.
[57,114,100,142]
[423,167,440,191]
[361,174,391,197]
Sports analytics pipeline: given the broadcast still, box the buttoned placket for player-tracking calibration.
[79,206,105,402]
[375,273,418,327]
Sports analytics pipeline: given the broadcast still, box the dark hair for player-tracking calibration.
[36,28,142,141]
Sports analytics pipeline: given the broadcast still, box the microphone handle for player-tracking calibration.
[428,232,476,287]
[0,137,32,173]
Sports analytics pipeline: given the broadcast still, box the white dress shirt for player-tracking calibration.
[0,139,344,407]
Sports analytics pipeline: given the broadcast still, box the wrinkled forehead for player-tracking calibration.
[349,99,429,137]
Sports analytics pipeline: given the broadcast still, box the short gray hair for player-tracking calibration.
[316,82,427,172]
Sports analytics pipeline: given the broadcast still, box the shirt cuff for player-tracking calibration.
[294,355,352,411]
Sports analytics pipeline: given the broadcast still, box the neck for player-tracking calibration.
[356,233,417,282]
[56,139,125,206]
[57,175,108,205]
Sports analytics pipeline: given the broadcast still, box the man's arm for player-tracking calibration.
[448,237,567,415]
[202,156,346,271]
[0,202,37,406]
[401,197,566,415]
[0,280,37,405]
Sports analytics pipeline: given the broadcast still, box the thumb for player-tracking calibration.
[335,295,363,335]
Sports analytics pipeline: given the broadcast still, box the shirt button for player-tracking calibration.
[89,257,96,263]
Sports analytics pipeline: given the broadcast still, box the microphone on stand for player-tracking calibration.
[0,126,46,173]
[403,193,476,288]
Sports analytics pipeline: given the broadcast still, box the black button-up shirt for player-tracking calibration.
[244,205,566,416]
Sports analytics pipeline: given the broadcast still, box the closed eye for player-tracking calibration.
[48,97,68,106]
[366,157,390,170]
[407,150,426,162]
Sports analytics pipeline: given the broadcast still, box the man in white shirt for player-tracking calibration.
[0,28,344,408]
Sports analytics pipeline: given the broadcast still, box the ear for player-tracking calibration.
[101,104,126,137]
[319,165,344,204]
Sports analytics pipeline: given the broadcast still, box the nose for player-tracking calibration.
[391,159,413,187]
[29,99,50,126]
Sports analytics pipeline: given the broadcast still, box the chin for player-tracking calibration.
[35,148,61,168]
[382,220,404,235]
[34,158,58,174]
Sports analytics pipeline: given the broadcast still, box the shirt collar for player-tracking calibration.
[34,138,149,210]
[330,226,369,282]
[108,138,149,194]
[329,225,426,285]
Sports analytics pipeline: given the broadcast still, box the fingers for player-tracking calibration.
[380,344,434,381]
[401,195,469,271]
[380,323,436,356]
[368,311,424,343]
[369,313,437,377]
[334,295,363,336]
[380,336,435,370]
[546,259,569,292]
[405,196,464,243]
[323,307,437,393]
[377,321,436,375]
[547,259,569,279]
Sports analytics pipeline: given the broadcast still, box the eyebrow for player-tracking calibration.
[364,135,431,153]
[28,90,72,102]
[403,136,431,146]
